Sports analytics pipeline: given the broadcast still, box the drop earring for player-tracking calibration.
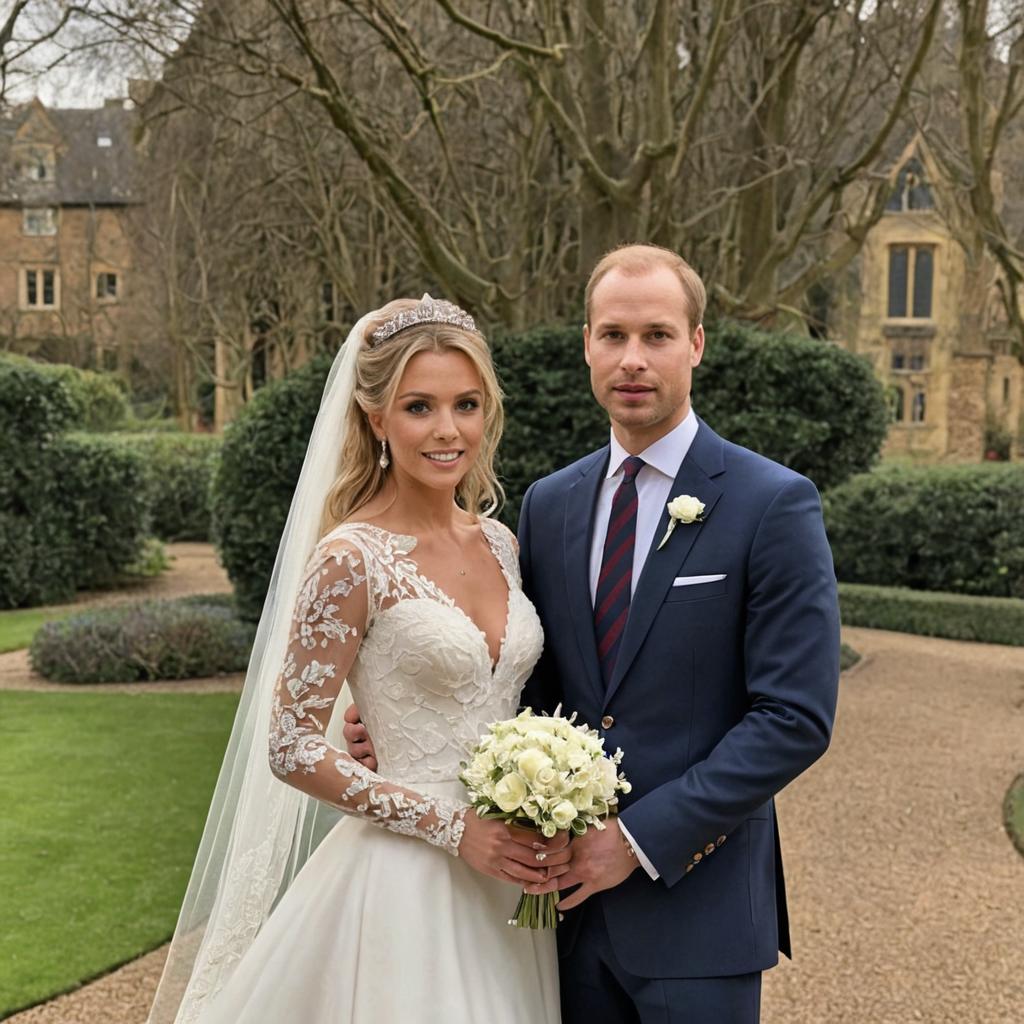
[379,437,390,470]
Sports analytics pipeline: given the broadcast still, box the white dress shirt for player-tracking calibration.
[588,407,699,881]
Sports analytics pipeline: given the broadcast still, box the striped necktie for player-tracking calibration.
[594,455,644,689]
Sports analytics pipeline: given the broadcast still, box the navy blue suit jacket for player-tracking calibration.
[517,419,840,979]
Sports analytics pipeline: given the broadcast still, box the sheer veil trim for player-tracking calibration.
[147,315,375,1024]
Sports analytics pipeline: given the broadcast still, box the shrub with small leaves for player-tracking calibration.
[824,463,1024,598]
[0,359,150,607]
[838,582,1024,646]
[113,433,222,541]
[29,594,255,683]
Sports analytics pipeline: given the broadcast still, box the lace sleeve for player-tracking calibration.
[268,537,467,855]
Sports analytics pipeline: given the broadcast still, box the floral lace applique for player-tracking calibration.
[268,536,468,856]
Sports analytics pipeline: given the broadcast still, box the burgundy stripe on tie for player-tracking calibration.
[594,456,644,689]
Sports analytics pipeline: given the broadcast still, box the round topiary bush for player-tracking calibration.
[824,462,1024,598]
[212,354,333,620]
[29,595,255,683]
[695,321,889,492]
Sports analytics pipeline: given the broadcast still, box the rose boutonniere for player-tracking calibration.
[656,494,706,550]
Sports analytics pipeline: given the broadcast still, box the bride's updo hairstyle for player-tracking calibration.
[322,297,505,532]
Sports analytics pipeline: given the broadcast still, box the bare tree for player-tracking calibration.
[122,0,942,329]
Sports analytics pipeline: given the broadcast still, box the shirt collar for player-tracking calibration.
[606,408,699,480]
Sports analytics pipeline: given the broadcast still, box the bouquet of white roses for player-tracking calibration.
[459,707,631,929]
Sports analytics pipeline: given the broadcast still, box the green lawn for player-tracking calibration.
[0,691,239,1016]
[0,608,75,654]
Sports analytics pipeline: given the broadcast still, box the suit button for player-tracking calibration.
[601,715,614,729]
[685,864,694,874]
[716,835,726,847]
[692,851,702,863]
[705,843,716,855]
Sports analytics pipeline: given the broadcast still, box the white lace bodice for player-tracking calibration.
[268,517,544,855]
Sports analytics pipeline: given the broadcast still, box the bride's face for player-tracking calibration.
[371,348,486,491]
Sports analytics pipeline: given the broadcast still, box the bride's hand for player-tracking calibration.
[457,814,573,886]
[342,703,378,772]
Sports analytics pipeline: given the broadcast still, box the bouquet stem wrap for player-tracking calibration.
[510,888,560,929]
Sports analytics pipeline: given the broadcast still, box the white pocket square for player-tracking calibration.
[672,574,726,587]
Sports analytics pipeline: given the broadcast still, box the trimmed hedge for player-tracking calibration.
[0,358,150,607]
[214,323,887,620]
[838,582,1024,646]
[824,463,1024,599]
[0,353,130,431]
[1,359,78,607]
[54,434,151,590]
[29,594,254,683]
[114,433,221,541]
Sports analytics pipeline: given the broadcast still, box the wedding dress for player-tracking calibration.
[196,517,560,1023]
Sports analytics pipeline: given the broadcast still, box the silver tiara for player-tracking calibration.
[370,294,477,346]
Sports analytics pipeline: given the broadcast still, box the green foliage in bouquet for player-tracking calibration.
[29,593,254,683]
[825,463,1024,598]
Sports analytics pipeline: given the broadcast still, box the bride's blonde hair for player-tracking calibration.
[320,299,505,534]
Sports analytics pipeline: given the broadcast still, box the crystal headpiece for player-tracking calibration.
[370,294,477,346]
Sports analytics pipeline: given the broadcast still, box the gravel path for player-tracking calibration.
[7,626,1023,1023]
[0,543,243,695]
[763,627,1024,1023]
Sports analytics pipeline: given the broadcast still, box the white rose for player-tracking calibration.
[668,494,705,524]
[550,800,578,829]
[493,772,528,812]
[535,765,557,788]
[517,748,553,781]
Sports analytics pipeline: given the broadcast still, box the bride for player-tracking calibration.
[147,297,565,1023]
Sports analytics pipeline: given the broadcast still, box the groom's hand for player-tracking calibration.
[524,819,638,911]
[342,704,378,772]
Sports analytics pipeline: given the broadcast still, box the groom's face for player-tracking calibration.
[584,265,705,452]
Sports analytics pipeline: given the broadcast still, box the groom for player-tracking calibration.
[349,244,840,1023]
[515,243,838,1024]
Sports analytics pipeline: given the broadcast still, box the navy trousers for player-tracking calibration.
[559,903,762,1024]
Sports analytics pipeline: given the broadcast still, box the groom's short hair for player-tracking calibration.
[585,243,706,333]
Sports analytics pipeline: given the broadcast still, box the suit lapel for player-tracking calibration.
[562,447,609,711]
[604,421,726,706]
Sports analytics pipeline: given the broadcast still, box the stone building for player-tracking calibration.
[833,146,1023,462]
[0,98,146,374]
